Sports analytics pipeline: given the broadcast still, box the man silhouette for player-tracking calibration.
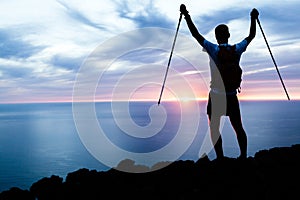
[180,4,259,159]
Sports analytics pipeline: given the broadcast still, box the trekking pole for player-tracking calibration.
[256,18,290,100]
[158,13,183,105]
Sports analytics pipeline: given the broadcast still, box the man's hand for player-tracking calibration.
[251,8,259,19]
[180,4,189,16]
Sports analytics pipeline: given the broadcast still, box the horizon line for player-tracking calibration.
[0,98,297,104]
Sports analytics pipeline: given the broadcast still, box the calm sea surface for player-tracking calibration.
[0,101,300,192]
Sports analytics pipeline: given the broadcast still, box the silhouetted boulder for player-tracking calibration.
[30,175,63,200]
[0,187,34,200]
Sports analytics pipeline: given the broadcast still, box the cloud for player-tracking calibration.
[57,0,107,31]
[0,29,45,59]
[114,0,174,29]
[0,0,299,102]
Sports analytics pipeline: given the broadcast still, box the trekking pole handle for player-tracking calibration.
[256,18,290,101]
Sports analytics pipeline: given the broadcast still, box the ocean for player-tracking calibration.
[0,100,300,192]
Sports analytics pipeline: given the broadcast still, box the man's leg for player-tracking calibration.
[229,113,247,159]
[209,114,224,159]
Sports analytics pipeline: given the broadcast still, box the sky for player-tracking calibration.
[0,0,299,103]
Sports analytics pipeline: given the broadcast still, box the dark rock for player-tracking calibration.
[1,144,300,200]
[30,175,63,200]
[0,187,34,200]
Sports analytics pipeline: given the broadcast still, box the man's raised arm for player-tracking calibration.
[246,8,259,44]
[180,4,205,46]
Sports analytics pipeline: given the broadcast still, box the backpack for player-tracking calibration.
[217,45,242,93]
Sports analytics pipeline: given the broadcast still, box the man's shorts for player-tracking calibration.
[207,91,241,118]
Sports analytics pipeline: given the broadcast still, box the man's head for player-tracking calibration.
[215,24,230,44]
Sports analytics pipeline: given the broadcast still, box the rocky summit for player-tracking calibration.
[1,144,300,200]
